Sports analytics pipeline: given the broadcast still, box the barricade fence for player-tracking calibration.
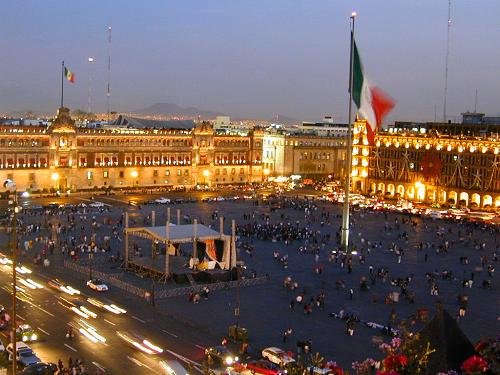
[63,260,269,300]
[154,275,269,299]
[63,260,147,298]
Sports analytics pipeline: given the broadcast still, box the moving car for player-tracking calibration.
[261,347,295,367]
[6,342,41,367]
[116,331,163,355]
[86,278,109,292]
[21,362,58,374]
[244,359,286,375]
[16,324,38,342]
[205,346,239,366]
[87,297,127,314]
[48,279,80,295]
[159,359,190,375]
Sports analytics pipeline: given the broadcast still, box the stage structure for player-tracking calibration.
[124,209,236,282]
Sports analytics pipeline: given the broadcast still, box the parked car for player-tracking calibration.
[89,201,107,208]
[244,359,286,375]
[86,278,109,292]
[205,346,239,366]
[261,347,295,367]
[6,342,41,367]
[21,362,58,374]
[154,197,171,204]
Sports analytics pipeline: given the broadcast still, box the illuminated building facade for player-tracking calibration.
[262,131,347,179]
[352,117,500,209]
[0,107,264,192]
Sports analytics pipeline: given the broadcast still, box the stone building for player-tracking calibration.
[0,107,264,192]
[262,130,347,179]
[352,118,500,209]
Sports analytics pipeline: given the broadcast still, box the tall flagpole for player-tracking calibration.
[107,26,112,124]
[443,0,451,122]
[341,12,356,253]
[61,61,65,108]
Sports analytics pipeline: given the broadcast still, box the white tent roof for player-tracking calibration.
[126,223,228,243]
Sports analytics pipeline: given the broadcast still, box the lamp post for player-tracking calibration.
[87,57,96,114]
[4,179,17,375]
[89,251,93,280]
[51,172,60,192]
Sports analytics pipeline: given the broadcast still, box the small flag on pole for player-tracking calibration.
[64,66,75,83]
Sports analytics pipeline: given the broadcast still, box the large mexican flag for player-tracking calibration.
[352,39,395,143]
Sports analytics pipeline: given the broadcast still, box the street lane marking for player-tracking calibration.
[127,356,161,374]
[132,315,146,323]
[161,329,178,338]
[38,327,50,335]
[16,314,25,320]
[165,348,202,367]
[64,343,77,352]
[92,362,106,372]
[104,318,116,326]
[34,304,55,317]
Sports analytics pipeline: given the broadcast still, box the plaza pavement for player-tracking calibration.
[6,196,500,368]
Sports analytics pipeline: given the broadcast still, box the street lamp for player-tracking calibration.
[4,179,18,375]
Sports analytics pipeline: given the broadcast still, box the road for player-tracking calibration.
[0,258,213,374]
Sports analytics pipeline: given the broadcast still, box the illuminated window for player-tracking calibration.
[165,170,170,176]
[87,171,93,180]
[103,171,109,178]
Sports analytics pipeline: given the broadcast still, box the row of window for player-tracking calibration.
[88,169,191,180]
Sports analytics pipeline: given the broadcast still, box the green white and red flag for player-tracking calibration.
[64,66,75,83]
[352,39,394,143]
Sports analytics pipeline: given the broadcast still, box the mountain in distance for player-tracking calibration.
[134,102,299,124]
[269,114,299,125]
[134,102,223,118]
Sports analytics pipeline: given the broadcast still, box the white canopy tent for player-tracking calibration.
[124,212,236,276]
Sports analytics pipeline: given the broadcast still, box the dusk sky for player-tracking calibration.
[1,0,498,122]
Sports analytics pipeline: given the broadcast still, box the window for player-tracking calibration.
[177,169,181,176]
[231,168,236,175]
[153,170,159,177]
[165,170,170,176]
[87,171,93,180]
[240,168,244,174]
[119,171,124,178]
[184,170,189,176]
[103,171,109,178]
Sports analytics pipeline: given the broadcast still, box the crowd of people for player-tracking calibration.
[4,193,499,368]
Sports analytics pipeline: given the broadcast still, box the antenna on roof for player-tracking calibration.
[474,89,478,113]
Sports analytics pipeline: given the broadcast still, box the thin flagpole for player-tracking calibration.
[341,12,356,253]
[61,61,65,108]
